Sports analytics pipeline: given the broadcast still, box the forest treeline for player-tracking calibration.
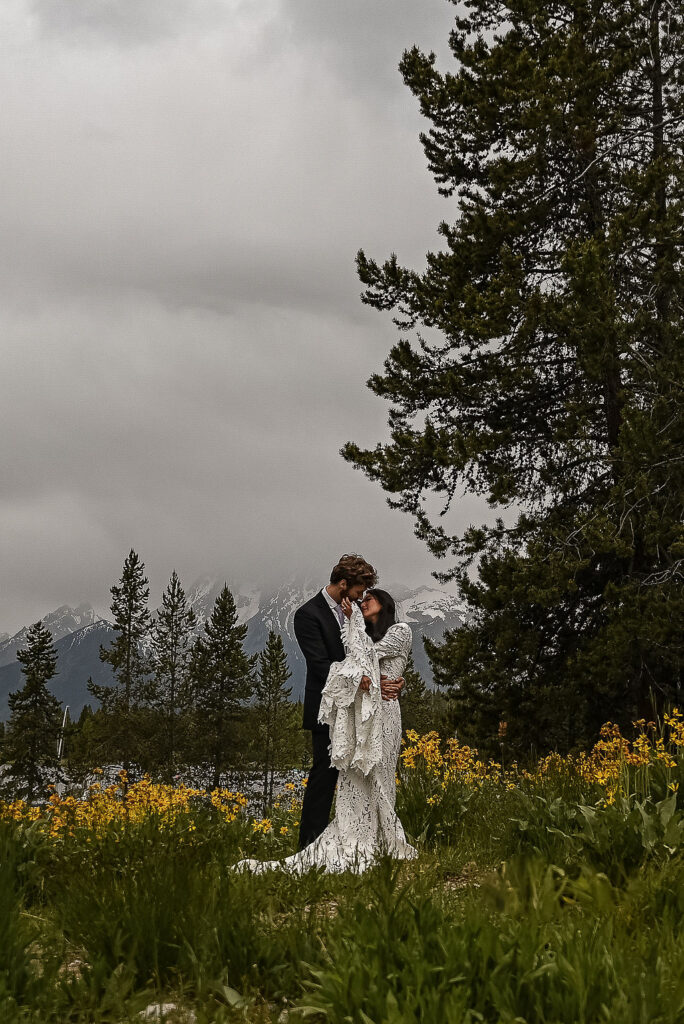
[0,550,446,803]
[343,0,683,752]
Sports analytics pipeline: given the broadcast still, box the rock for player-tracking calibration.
[138,1003,196,1023]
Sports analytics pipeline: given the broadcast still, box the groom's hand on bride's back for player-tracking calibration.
[357,674,405,698]
[380,674,404,701]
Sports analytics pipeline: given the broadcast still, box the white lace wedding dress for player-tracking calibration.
[235,607,418,874]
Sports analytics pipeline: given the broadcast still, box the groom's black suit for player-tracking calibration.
[294,590,345,850]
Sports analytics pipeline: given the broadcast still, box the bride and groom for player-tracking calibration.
[236,554,418,874]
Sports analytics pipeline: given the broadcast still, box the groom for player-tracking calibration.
[294,554,404,850]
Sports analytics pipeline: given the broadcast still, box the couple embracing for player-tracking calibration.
[236,554,418,874]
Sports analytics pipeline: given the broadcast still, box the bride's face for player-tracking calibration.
[359,593,382,621]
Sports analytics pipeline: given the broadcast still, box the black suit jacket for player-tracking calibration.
[294,591,346,730]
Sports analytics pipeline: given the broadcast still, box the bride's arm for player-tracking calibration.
[340,604,374,663]
[375,624,413,699]
[317,604,379,731]
[372,622,413,664]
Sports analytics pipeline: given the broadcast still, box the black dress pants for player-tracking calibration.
[297,725,339,850]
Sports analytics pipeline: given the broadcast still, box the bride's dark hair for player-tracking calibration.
[364,588,397,642]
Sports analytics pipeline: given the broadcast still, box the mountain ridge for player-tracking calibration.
[0,577,466,720]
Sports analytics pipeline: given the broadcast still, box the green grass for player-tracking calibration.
[3,769,684,1023]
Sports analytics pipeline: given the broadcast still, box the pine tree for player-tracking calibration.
[188,585,256,788]
[254,631,293,808]
[398,653,433,736]
[64,702,100,781]
[89,549,152,778]
[150,571,197,780]
[344,1,684,754]
[2,621,63,802]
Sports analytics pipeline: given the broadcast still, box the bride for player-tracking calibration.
[235,588,418,874]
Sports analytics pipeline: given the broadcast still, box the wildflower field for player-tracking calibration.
[3,715,684,1023]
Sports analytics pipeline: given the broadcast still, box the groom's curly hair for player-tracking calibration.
[330,554,378,588]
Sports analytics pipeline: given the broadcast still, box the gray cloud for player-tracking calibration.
[29,0,233,45]
[282,0,456,98]
[0,0,485,634]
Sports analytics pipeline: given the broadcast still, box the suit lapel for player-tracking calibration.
[312,591,344,654]
[313,590,339,630]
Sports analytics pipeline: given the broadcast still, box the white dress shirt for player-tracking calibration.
[321,586,344,627]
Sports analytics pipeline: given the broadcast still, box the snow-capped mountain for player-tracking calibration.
[0,616,116,720]
[0,603,105,668]
[0,579,466,720]
[184,575,465,694]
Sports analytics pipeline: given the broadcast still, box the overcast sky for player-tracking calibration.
[0,0,489,633]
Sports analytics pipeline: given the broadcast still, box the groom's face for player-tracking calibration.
[341,580,367,602]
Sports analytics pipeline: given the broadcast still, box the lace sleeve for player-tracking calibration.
[340,604,376,668]
[318,604,383,775]
[372,622,413,663]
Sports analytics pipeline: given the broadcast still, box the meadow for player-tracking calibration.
[3,715,684,1023]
